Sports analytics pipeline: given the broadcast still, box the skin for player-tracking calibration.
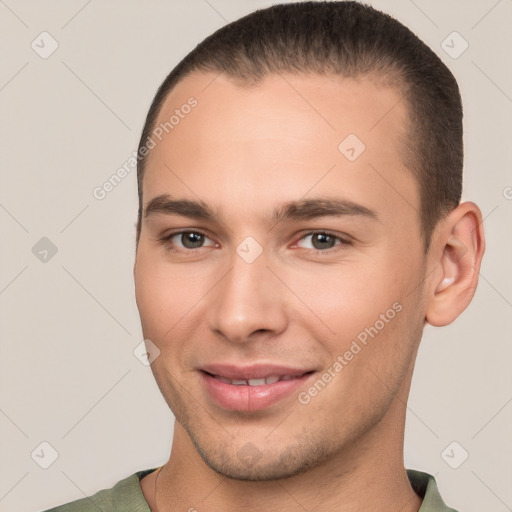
[134,71,485,511]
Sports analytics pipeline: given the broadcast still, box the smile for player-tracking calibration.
[210,374,303,386]
[199,364,316,411]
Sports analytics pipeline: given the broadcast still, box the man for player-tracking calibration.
[45,1,485,511]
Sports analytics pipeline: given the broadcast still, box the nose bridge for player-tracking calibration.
[207,248,286,343]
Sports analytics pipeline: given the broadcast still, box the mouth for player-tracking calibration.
[199,364,316,412]
[205,373,308,386]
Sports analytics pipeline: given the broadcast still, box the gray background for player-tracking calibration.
[1,1,511,511]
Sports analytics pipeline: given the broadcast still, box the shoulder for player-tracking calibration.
[41,468,157,512]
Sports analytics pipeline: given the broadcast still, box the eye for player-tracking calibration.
[295,231,351,251]
[162,231,217,250]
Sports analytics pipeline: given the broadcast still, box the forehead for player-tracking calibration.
[155,70,408,147]
[142,71,419,231]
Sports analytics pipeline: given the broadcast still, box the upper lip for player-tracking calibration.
[200,363,314,380]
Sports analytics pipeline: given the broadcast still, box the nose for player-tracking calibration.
[206,249,288,344]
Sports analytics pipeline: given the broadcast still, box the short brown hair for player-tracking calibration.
[136,1,463,251]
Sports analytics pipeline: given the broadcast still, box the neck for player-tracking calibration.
[153,397,422,511]
[149,351,423,512]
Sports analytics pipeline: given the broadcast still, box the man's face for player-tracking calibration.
[134,72,429,480]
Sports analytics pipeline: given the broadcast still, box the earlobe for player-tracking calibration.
[425,202,485,327]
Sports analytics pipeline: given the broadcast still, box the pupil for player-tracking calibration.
[313,233,334,249]
[182,232,204,248]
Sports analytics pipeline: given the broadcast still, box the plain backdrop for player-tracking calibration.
[0,1,511,511]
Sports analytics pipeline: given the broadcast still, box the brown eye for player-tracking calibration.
[311,233,337,250]
[180,232,205,249]
[296,232,348,251]
[163,231,216,251]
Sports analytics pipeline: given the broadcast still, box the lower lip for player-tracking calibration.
[200,372,313,412]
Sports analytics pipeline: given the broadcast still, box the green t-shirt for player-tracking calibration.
[42,468,459,511]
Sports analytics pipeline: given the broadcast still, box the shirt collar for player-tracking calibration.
[407,469,458,511]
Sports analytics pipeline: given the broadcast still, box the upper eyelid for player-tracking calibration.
[292,231,351,249]
[164,230,216,246]
[296,230,349,241]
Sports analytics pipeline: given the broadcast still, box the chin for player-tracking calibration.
[191,434,334,482]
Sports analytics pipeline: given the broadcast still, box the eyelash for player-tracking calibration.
[158,230,352,254]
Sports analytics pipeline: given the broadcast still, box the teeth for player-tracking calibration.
[248,378,266,386]
[213,374,297,385]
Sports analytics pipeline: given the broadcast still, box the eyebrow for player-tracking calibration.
[144,194,378,226]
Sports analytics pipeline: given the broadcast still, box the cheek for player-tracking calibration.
[291,251,419,365]
[288,257,397,339]
[134,249,212,341]
[134,250,176,333]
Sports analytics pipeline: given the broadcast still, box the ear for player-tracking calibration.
[425,201,486,327]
